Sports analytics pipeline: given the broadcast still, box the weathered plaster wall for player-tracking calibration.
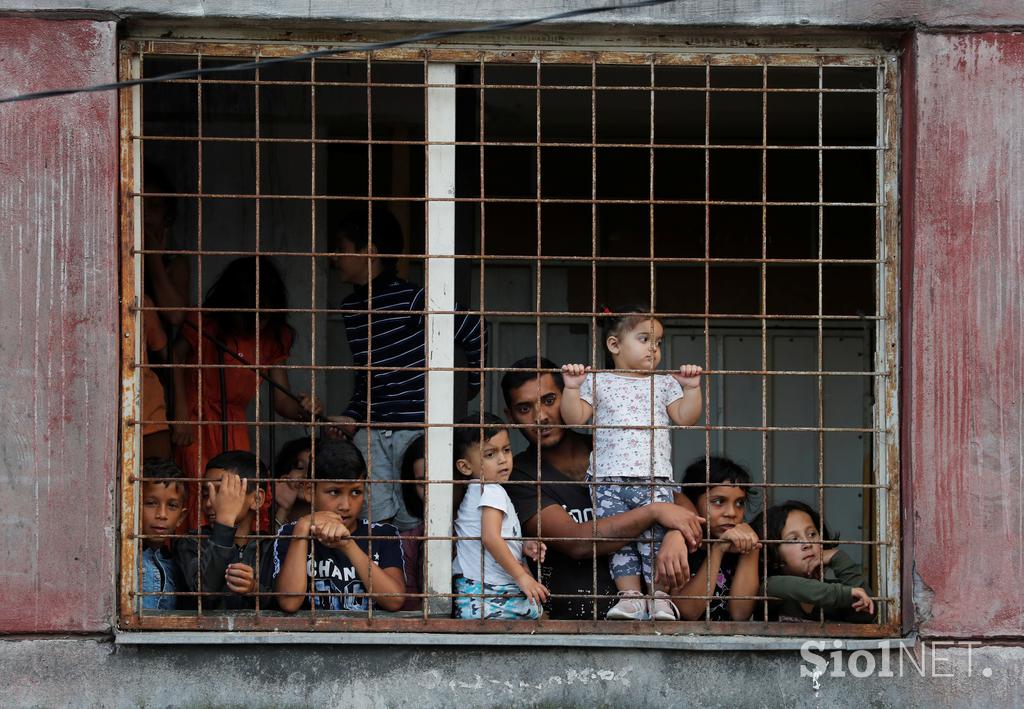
[2,639,1023,707]
[0,19,118,632]
[906,32,1024,639]
[1,0,1024,28]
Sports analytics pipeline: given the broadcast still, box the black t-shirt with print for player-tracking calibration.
[686,547,740,621]
[506,446,615,619]
[271,519,405,611]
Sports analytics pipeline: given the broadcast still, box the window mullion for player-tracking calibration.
[424,61,457,618]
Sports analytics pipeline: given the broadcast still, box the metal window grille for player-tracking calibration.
[119,37,900,637]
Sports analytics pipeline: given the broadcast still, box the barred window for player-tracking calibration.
[120,37,899,637]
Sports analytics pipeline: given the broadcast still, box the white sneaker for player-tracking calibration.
[606,590,648,620]
[649,590,679,621]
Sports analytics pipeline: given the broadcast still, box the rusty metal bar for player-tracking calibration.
[133,135,888,151]
[139,78,882,94]
[133,307,889,322]
[123,192,884,207]
[118,43,143,627]
[131,39,888,67]
[132,253,888,266]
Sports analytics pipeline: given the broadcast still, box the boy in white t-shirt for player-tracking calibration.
[453,413,549,619]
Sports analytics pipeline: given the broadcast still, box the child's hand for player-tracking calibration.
[299,394,324,418]
[209,472,249,528]
[652,503,705,552]
[851,587,875,615]
[719,523,762,555]
[560,363,590,390]
[671,364,703,391]
[325,415,357,439]
[311,515,352,550]
[654,530,691,589]
[523,540,547,563]
[225,562,257,595]
[515,571,550,607]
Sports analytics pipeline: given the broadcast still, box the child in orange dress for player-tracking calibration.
[171,257,321,531]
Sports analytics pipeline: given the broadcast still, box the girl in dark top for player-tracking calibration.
[398,436,426,610]
[395,435,468,610]
[273,437,313,530]
[754,500,875,623]
[673,457,761,621]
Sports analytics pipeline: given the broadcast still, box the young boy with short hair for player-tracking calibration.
[272,439,407,612]
[174,451,275,610]
[140,459,188,610]
[453,413,548,620]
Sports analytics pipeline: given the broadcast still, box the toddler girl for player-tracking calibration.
[561,306,702,620]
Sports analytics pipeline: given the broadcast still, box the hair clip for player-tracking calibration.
[601,306,611,314]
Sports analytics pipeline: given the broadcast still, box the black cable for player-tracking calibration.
[0,0,677,105]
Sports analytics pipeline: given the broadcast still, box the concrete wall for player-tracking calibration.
[2,639,1023,707]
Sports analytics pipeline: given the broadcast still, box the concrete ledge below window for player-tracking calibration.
[115,631,916,651]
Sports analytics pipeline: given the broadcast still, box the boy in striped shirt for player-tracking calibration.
[328,206,485,531]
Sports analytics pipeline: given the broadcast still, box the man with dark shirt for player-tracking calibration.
[501,357,704,620]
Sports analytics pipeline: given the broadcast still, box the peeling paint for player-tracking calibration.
[908,33,1024,638]
[0,19,118,633]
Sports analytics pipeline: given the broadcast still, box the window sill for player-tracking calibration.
[115,630,916,651]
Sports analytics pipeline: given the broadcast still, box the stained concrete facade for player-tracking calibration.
[1,3,1023,707]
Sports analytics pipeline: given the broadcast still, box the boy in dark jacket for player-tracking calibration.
[175,451,275,610]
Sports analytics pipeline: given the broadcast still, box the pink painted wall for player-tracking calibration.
[0,19,118,632]
[907,33,1024,637]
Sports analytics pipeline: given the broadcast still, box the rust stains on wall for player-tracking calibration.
[908,32,1024,638]
[0,19,118,632]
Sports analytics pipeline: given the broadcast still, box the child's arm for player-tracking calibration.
[727,550,760,621]
[715,522,761,619]
[764,574,861,611]
[143,297,167,353]
[311,517,406,611]
[274,514,319,613]
[144,231,189,326]
[174,524,236,595]
[825,549,871,590]
[451,297,486,401]
[675,545,724,620]
[267,367,323,422]
[824,549,875,617]
[179,472,252,596]
[480,507,549,606]
[668,365,703,427]
[169,334,194,446]
[559,364,593,426]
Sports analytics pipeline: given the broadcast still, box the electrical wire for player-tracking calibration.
[0,0,677,105]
